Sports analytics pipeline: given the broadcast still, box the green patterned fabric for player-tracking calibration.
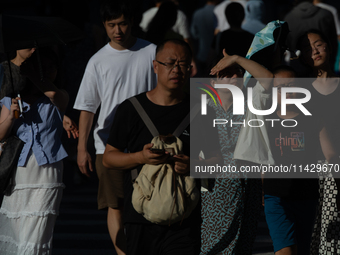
[243,20,287,87]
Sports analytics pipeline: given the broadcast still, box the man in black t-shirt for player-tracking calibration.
[103,39,204,255]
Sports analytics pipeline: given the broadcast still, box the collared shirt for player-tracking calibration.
[1,96,67,166]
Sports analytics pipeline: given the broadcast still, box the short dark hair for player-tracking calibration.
[225,2,244,28]
[156,39,192,62]
[100,0,134,23]
[272,65,297,76]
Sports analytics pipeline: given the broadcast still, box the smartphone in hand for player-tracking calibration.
[150,148,165,154]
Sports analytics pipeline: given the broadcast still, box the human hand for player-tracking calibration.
[210,49,238,76]
[77,150,93,177]
[63,115,79,139]
[10,97,21,119]
[173,154,190,174]
[140,143,169,165]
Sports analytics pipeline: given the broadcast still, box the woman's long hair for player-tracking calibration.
[297,29,333,77]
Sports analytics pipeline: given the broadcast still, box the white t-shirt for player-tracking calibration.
[139,7,190,39]
[233,81,275,165]
[74,38,157,154]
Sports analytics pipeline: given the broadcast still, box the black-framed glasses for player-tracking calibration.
[302,41,327,56]
[156,60,192,72]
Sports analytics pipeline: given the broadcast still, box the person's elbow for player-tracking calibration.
[47,89,69,112]
[326,152,340,165]
[102,150,112,169]
[102,144,121,169]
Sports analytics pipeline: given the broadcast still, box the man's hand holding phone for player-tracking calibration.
[149,148,165,154]
[140,143,169,165]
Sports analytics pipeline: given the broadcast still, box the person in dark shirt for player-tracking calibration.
[216,2,254,58]
[211,51,340,255]
[297,28,340,255]
[146,1,183,45]
[103,39,220,255]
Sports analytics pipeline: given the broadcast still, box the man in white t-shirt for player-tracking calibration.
[73,1,156,254]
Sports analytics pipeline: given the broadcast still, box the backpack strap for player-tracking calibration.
[128,99,200,181]
[129,97,159,137]
[129,96,159,182]
[173,103,200,137]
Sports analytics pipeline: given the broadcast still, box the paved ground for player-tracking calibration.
[52,179,274,255]
[52,181,115,255]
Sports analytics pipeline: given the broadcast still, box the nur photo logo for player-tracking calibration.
[197,82,222,115]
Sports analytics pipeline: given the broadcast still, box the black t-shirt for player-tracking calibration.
[107,92,218,226]
[218,29,254,58]
[263,111,321,200]
[306,82,340,156]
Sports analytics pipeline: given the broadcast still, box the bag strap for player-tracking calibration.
[129,96,201,138]
[129,97,159,181]
[128,97,200,181]
[173,103,200,137]
[129,97,159,137]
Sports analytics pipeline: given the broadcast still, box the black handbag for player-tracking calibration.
[0,136,24,194]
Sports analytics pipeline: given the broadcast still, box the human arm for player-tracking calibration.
[20,58,69,112]
[63,115,79,139]
[102,143,169,170]
[0,98,20,141]
[187,149,222,176]
[77,110,94,177]
[210,49,274,91]
[173,154,190,174]
[320,127,340,164]
[103,143,221,176]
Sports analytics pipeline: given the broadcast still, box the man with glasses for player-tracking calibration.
[73,1,156,254]
[102,39,202,255]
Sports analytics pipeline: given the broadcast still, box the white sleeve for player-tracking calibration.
[233,81,275,165]
[173,10,190,39]
[139,8,157,32]
[73,61,101,114]
[140,12,150,32]
[214,2,229,32]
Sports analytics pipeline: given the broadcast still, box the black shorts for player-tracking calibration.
[125,223,200,255]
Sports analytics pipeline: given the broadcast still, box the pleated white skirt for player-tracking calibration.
[0,152,64,255]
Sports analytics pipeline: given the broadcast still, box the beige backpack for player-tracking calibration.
[129,97,200,225]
